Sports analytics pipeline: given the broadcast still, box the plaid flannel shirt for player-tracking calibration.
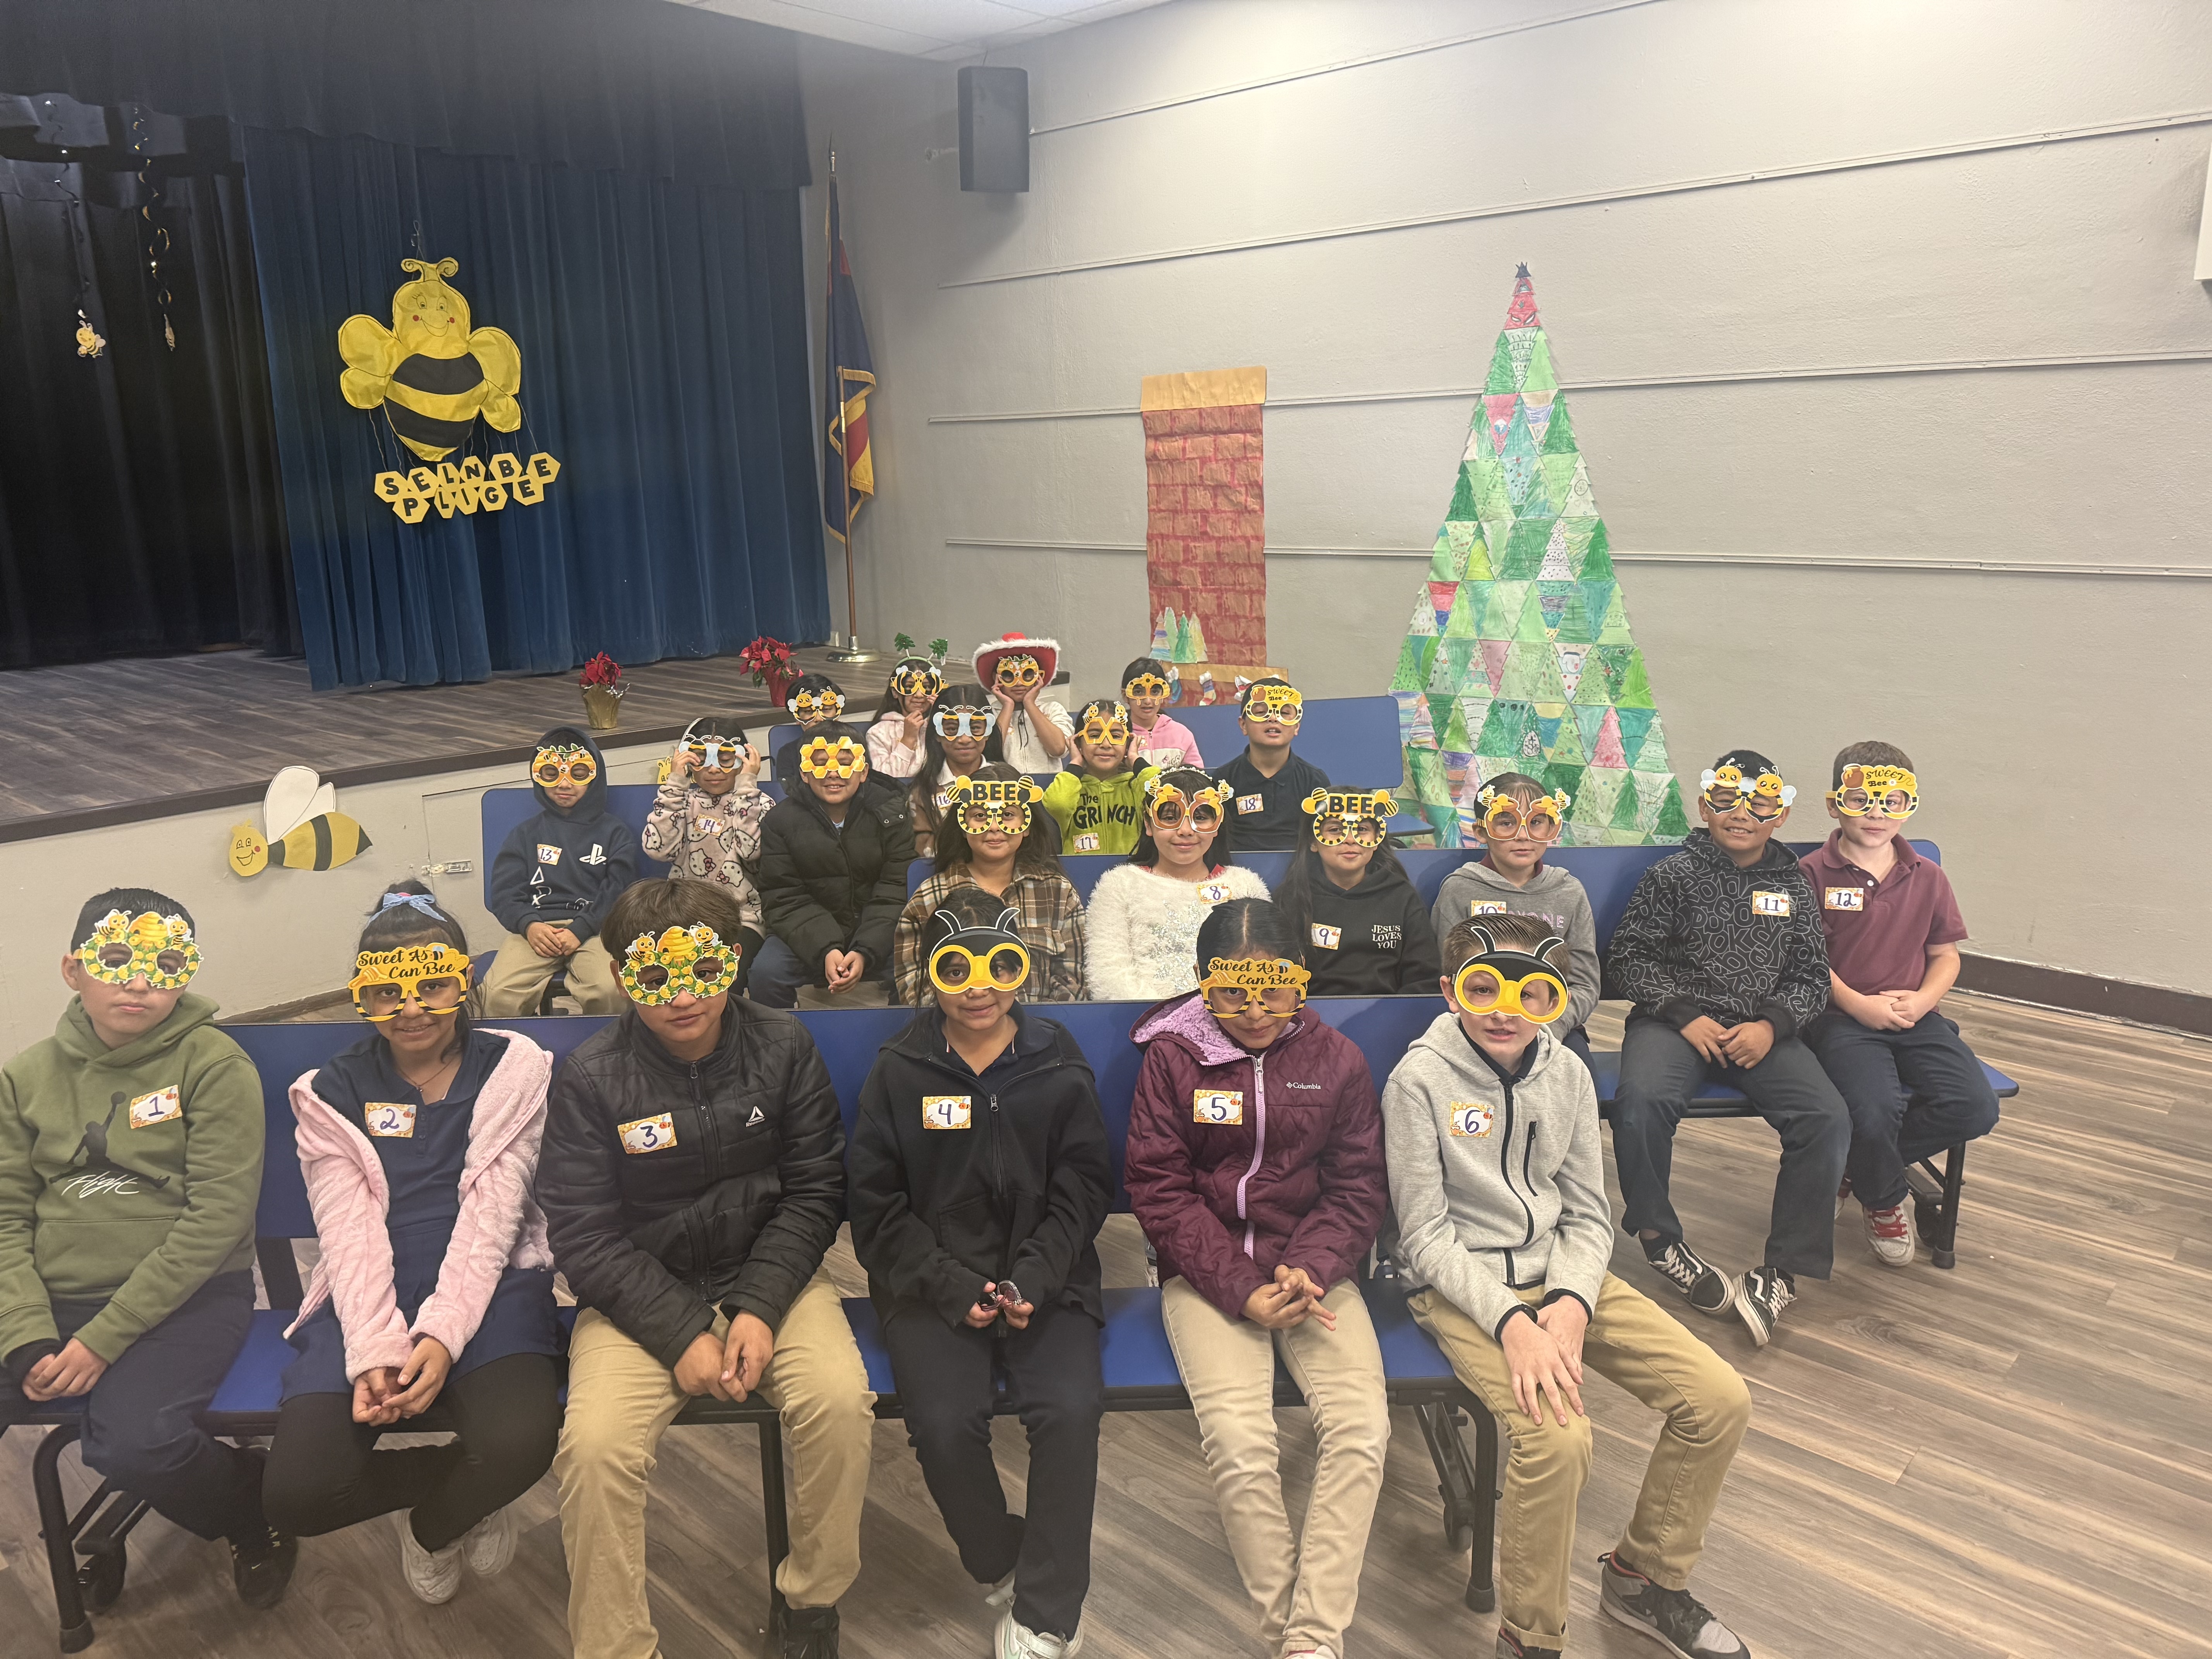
[892,867,1089,1006]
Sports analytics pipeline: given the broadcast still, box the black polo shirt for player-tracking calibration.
[1215,749,1330,852]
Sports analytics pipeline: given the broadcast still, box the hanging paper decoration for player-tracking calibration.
[74,309,105,359]
[338,256,560,522]
[227,766,372,877]
[1387,266,1690,848]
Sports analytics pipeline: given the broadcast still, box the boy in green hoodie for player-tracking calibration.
[0,889,294,1607]
[1041,699,1158,855]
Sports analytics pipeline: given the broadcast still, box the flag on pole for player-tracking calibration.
[823,175,876,541]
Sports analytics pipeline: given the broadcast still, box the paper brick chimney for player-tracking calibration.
[1142,367,1267,679]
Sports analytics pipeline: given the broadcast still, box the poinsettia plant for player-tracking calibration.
[738,635,795,685]
[579,652,624,690]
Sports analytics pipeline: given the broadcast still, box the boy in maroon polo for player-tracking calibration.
[1798,742,2000,1269]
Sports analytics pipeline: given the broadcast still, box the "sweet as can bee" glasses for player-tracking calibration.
[1198,956,1310,1019]
[1830,763,1918,819]
[1242,686,1304,726]
[349,944,471,1021]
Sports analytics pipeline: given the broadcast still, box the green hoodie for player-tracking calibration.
[0,994,264,1364]
[1043,764,1160,857]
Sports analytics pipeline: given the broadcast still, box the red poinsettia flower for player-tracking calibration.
[579,652,624,689]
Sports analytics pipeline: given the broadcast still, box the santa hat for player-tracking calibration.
[972,633,1060,689]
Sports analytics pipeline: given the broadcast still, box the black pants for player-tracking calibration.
[263,1353,561,1553]
[0,1271,266,1542]
[882,1303,1103,1641]
[1807,1010,2001,1210]
[1611,1013,1852,1280]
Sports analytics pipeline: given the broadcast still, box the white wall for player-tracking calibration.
[800,0,2212,993]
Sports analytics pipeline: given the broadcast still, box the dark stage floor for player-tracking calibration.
[0,645,870,835]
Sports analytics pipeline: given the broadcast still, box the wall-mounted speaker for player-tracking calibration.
[958,67,1029,193]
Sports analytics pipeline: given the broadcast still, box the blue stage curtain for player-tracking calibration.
[242,128,830,689]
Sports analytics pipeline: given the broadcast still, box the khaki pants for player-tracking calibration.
[554,1273,876,1659]
[1412,1273,1750,1653]
[482,931,621,1015]
[1160,1276,1390,1658]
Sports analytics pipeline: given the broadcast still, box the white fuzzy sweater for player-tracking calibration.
[1084,863,1272,1001]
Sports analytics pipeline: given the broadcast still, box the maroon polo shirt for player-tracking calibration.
[1798,830,1967,995]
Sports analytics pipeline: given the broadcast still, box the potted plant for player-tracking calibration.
[739,635,797,708]
[579,652,625,730]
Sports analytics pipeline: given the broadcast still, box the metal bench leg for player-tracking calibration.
[1933,1141,1966,1269]
[757,1417,790,1626]
[1410,1398,1497,1614]
[1467,1395,1498,1614]
[32,1424,96,1652]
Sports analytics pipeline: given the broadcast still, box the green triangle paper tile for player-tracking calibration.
[1478,469,1515,520]
[1475,580,1527,641]
[1557,458,1596,517]
[1542,762,1586,806]
[1523,333,1558,393]
[1570,767,1624,824]
[1552,587,1597,644]
[1502,407,1539,461]
[1614,651,1656,709]
[1651,781,1692,839]
[1504,328,1539,385]
[1511,586,1553,645]
[1630,718,1669,775]
[1540,395,1578,454]
[1446,518,1482,558]
[1392,689,1435,748]
[1441,587,1481,639]
[1608,776,1646,831]
[1546,705,1590,765]
[1496,641,1548,700]
[1539,452,1580,503]
[1427,635,1478,695]
[1407,748,1453,808]
[1537,521,1576,580]
[1501,454,1539,506]
[1483,334,1518,394]
[1439,699,1473,753]
[1405,589,1439,637]
[1594,586,1633,645]
[1427,534,1456,582]
[1462,540,1495,582]
[1473,699,1536,759]
[1446,463,1480,522]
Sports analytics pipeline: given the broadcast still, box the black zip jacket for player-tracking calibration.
[1301,863,1444,997]
[488,723,639,942]
[535,999,845,1365]
[757,774,917,974]
[1603,829,1831,1038]
[847,1006,1112,1330]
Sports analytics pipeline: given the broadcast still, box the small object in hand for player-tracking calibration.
[978,1279,1022,1315]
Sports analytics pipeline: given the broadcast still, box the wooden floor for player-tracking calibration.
[0,644,864,826]
[3,993,2208,1659]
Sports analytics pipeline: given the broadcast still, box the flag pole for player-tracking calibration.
[827,145,877,664]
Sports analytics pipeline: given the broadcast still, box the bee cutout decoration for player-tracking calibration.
[338,257,561,523]
[227,766,372,878]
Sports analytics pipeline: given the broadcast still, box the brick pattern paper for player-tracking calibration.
[1143,367,1266,673]
[1389,269,1690,848]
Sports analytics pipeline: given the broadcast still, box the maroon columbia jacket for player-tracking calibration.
[1123,993,1388,1318]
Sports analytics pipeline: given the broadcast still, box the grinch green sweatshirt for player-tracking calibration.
[1043,764,1161,857]
[0,994,264,1364]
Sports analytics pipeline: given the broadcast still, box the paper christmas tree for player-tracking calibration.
[1389,267,1691,848]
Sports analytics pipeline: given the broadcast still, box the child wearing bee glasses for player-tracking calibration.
[1432,773,1601,1062]
[484,724,637,1017]
[1120,656,1205,769]
[1041,698,1160,855]
[1797,742,1999,1269]
[1085,767,1271,1001]
[1218,677,1331,851]
[1,887,295,1610]
[644,712,769,988]
[751,722,919,1008]
[538,878,873,1659]
[1276,787,1442,997]
[1383,914,1753,1659]
[1125,898,1391,1659]
[263,884,562,1606]
[849,887,1113,1659]
[911,684,1010,859]
[975,632,1075,773]
[1606,749,1849,1348]
[895,764,1089,1005]
[868,656,946,780]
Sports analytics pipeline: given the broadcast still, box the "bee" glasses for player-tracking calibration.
[1198,957,1310,1019]
[788,689,846,723]
[1242,687,1304,726]
[891,662,943,699]
[534,748,597,787]
[1123,673,1172,699]
[76,910,202,989]
[993,656,1044,690]
[1450,931,1569,1025]
[799,737,866,780]
[1148,782,1228,830]
[349,944,472,1021]
[684,738,747,771]
[931,707,998,740]
[1476,790,1566,843]
[1700,766,1793,821]
[928,939,1031,994]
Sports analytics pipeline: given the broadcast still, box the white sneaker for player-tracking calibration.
[1863,1201,1916,1267]
[994,1606,1084,1658]
[460,1503,518,1577]
[397,1510,464,1604]
[984,1567,1017,1609]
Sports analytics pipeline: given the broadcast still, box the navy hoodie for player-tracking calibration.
[488,724,639,942]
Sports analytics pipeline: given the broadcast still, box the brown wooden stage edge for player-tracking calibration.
[0,646,869,838]
[2,991,2207,1656]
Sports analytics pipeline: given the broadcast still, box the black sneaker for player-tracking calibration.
[1496,1626,1562,1659]
[228,1527,297,1610]
[766,1601,841,1659]
[1640,1236,1736,1316]
[1599,1551,1749,1657]
[1733,1266,1795,1348]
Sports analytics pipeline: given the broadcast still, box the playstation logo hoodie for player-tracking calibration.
[488,724,639,943]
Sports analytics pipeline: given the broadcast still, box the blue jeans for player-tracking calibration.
[747,935,889,1009]
[1807,1010,2001,1210]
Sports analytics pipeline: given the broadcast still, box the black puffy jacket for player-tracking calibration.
[535,1000,845,1366]
[848,1006,1112,1329]
[757,780,917,974]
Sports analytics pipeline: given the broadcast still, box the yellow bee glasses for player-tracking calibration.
[1242,684,1304,726]
[349,944,471,1021]
[787,688,846,723]
[1475,784,1568,843]
[619,926,740,1005]
[533,746,597,787]
[993,654,1044,692]
[683,737,747,771]
[1449,929,1569,1025]
[1079,702,1132,745]
[928,938,1032,995]
[931,706,998,740]
[1147,778,1230,831]
[1198,956,1311,1020]
[76,910,202,989]
[890,659,943,700]
[1831,763,1918,819]
[950,775,1042,837]
[798,736,867,781]
[1123,672,1172,700]
[1303,788,1395,848]
[1700,764,1795,820]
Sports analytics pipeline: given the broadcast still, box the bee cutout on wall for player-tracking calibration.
[227,766,372,878]
[337,256,560,523]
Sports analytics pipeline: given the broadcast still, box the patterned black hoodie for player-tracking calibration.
[1602,829,1830,1038]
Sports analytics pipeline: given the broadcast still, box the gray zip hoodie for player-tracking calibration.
[1380,1011,1611,1338]
[1429,860,1600,1031]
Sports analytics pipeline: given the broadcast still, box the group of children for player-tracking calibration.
[0,629,2002,1659]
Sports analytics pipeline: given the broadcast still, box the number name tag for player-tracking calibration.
[1074,833,1101,851]
[1197,881,1233,904]
[366,1103,417,1138]
[1194,1090,1243,1125]
[618,1112,676,1154]
[924,1096,972,1130]
[537,843,562,864]
[698,819,720,835]
[128,1086,182,1128]
[1468,900,1509,915]
[1449,1103,1494,1139]
[1236,794,1265,814]
[1311,924,1342,950]
[1824,886,1865,911]
[1751,890,1792,917]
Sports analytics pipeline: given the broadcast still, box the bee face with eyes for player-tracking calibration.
[931,705,998,741]
[1700,761,1794,820]
[788,687,846,724]
[890,658,943,701]
[1146,776,1230,831]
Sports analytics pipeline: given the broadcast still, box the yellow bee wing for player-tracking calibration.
[338,316,402,409]
[467,326,521,395]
